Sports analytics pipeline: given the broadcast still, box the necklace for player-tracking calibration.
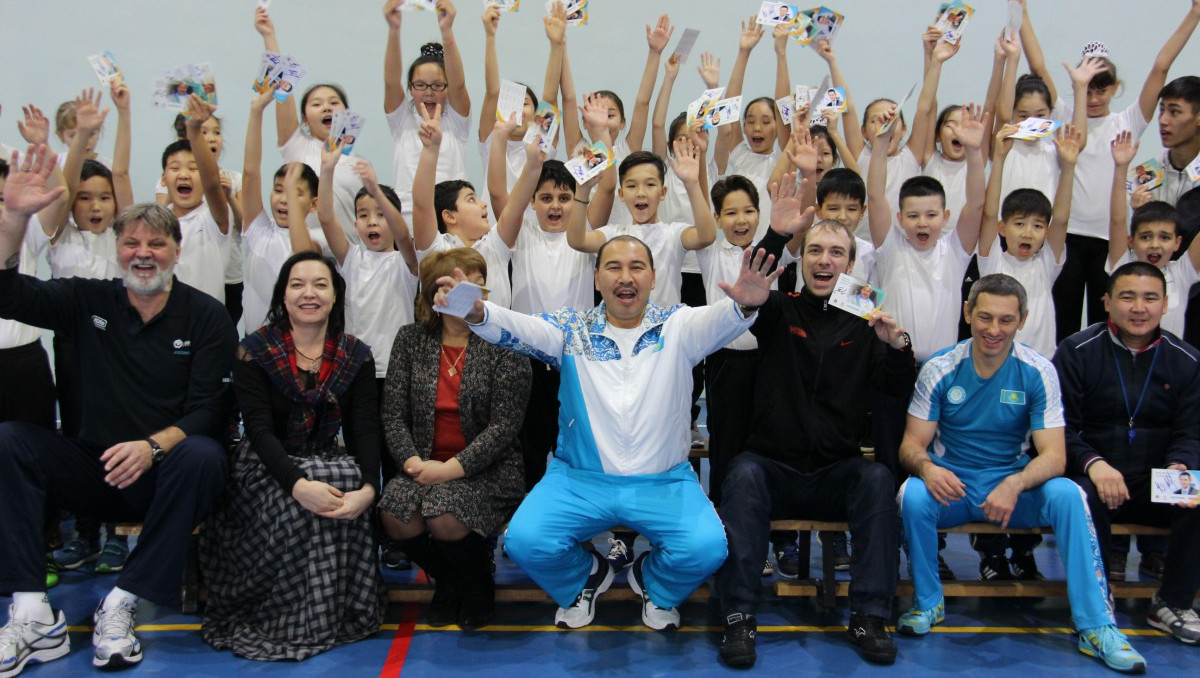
[294,345,322,373]
[441,345,465,377]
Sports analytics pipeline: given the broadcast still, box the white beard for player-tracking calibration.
[123,259,174,296]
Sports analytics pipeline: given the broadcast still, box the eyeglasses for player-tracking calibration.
[411,81,448,92]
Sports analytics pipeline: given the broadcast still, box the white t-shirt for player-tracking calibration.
[1055,99,1150,240]
[1,219,50,349]
[157,169,244,284]
[240,212,296,333]
[173,201,231,303]
[418,225,514,309]
[597,221,691,307]
[279,128,363,247]
[661,162,718,276]
[388,100,471,224]
[857,145,921,240]
[978,240,1065,357]
[696,239,773,350]
[511,220,594,315]
[26,216,121,281]
[924,153,967,235]
[874,224,971,362]
[341,244,419,378]
[1000,139,1060,209]
[477,131,559,221]
[1107,251,1200,337]
[727,141,780,245]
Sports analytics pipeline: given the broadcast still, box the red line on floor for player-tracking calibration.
[379,602,421,678]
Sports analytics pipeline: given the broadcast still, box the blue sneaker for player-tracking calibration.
[52,538,99,571]
[94,539,129,574]
[897,599,945,636]
[1077,625,1146,674]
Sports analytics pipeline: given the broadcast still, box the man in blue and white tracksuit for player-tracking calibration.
[896,273,1147,674]
[440,235,779,631]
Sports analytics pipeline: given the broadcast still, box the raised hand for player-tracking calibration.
[646,14,674,54]
[815,38,835,63]
[867,310,908,349]
[17,105,49,146]
[718,246,782,310]
[543,1,566,45]
[251,82,278,113]
[923,25,942,59]
[482,3,499,36]
[1054,123,1083,166]
[773,23,790,54]
[385,0,403,28]
[524,136,547,166]
[875,104,900,145]
[254,6,275,38]
[418,102,444,147]
[768,172,813,234]
[436,0,457,32]
[932,35,960,63]
[433,267,486,324]
[686,121,710,155]
[669,136,700,186]
[74,89,109,135]
[697,52,721,89]
[493,113,519,139]
[3,145,66,217]
[321,138,343,172]
[1065,56,1108,88]
[354,158,380,193]
[110,79,131,112]
[580,93,609,136]
[738,14,764,52]
[664,52,680,78]
[184,94,216,130]
[956,102,985,149]
[1111,130,1138,166]
[993,123,1019,158]
[786,126,820,175]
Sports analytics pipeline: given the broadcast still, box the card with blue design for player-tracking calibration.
[1126,159,1164,193]
[829,273,884,318]
[87,51,122,86]
[702,96,743,131]
[1187,153,1200,183]
[789,14,815,44]
[487,0,520,12]
[565,140,611,183]
[546,0,587,26]
[687,87,725,127]
[934,1,973,45]
[1151,468,1200,504]
[1009,117,1061,140]
[523,101,559,152]
[802,6,844,44]
[326,109,366,155]
[399,0,437,11]
[813,86,847,118]
[758,2,800,26]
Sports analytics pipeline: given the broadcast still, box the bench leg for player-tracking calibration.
[796,530,811,579]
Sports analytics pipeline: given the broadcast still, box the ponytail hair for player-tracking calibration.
[407,42,447,86]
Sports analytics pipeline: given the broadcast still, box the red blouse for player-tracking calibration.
[431,345,468,462]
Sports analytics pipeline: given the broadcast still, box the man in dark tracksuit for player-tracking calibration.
[715,218,916,668]
[1056,261,1200,645]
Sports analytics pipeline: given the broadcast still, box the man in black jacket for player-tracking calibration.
[715,192,917,668]
[1056,261,1200,645]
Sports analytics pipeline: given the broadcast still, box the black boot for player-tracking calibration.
[437,532,496,630]
[394,532,461,627]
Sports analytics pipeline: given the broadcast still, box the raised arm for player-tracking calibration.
[315,143,349,262]
[15,106,67,240]
[625,14,673,153]
[357,159,417,274]
[979,124,1015,258]
[994,32,1021,127]
[476,5,502,144]
[650,53,680,159]
[109,81,134,211]
[1063,59,1107,150]
[979,34,1009,159]
[542,4,566,109]
[773,24,793,150]
[581,94,616,228]
[412,103,444,252]
[910,37,959,165]
[487,117,518,215]
[672,136,716,251]
[777,127,821,254]
[255,7,296,148]
[816,39,863,159]
[1049,123,1082,262]
[866,106,896,248]
[383,0,406,115]
[437,0,471,118]
[1137,1,1200,122]
[56,94,108,241]
[1108,131,1137,268]
[1017,0,1058,104]
[1,145,65,268]
[284,162,318,256]
[241,85,277,230]
[497,139,546,249]
[566,170,606,254]
[954,103,987,254]
[184,95,229,234]
[717,16,763,169]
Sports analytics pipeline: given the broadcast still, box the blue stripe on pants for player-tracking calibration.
[504,457,727,610]
[900,475,1114,631]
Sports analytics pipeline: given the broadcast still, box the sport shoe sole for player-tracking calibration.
[554,562,615,630]
[1077,636,1145,674]
[92,648,143,670]
[1146,603,1200,645]
[628,555,679,631]
[1,613,70,678]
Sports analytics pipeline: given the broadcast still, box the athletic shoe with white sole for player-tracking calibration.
[0,606,69,678]
[628,553,680,631]
[554,553,614,629]
[92,598,142,669]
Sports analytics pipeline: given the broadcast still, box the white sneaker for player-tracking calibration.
[92,598,141,669]
[0,606,69,678]
[628,553,680,631]
[554,553,615,629]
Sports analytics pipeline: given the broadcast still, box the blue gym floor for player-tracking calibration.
[14,417,1197,677]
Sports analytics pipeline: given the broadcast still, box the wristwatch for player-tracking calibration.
[146,437,167,466]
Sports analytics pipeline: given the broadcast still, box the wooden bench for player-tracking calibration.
[772,520,1171,609]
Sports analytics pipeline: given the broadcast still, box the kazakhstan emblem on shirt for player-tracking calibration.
[1000,389,1026,405]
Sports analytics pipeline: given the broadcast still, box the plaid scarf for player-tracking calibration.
[240,326,370,452]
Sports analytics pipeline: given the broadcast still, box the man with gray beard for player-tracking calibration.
[0,146,234,674]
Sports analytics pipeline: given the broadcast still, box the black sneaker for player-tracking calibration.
[937,553,957,581]
[847,612,897,664]
[382,544,413,571]
[1009,550,1044,581]
[818,531,851,571]
[718,612,757,669]
[1108,554,1127,581]
[772,541,801,580]
[978,554,1013,581]
[1138,551,1165,580]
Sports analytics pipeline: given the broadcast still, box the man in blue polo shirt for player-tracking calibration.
[896,273,1146,674]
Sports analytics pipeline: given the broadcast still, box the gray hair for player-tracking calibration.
[967,273,1028,317]
[112,203,182,244]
